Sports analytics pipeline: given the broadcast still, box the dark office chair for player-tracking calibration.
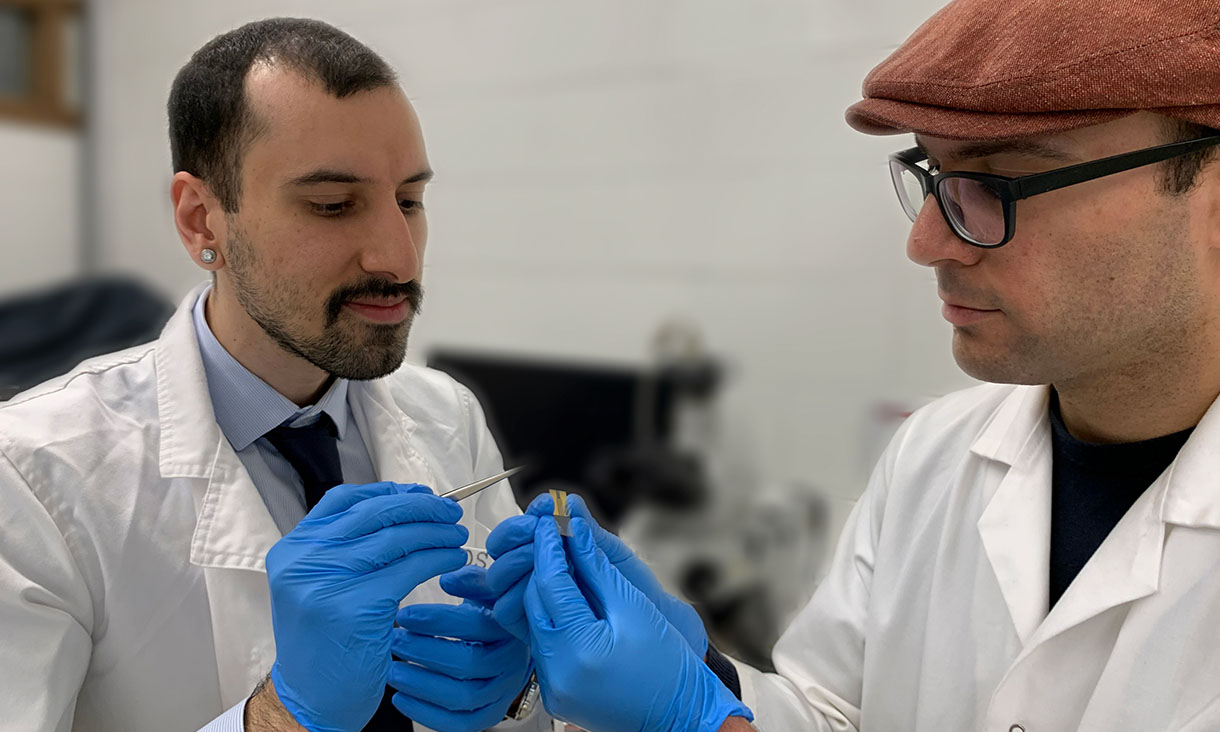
[0,276,175,401]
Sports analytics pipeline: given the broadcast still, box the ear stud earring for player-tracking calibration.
[200,249,217,264]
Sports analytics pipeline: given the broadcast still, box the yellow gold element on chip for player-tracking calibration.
[549,489,573,536]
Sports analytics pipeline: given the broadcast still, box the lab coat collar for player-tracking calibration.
[971,385,1164,647]
[969,385,1050,467]
[1159,389,1220,530]
[1022,390,1220,652]
[970,383,1220,529]
[153,284,282,570]
[974,385,1054,644]
[973,383,1220,655]
[156,283,231,480]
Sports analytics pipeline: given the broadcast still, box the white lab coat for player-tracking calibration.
[736,383,1220,732]
[0,286,541,732]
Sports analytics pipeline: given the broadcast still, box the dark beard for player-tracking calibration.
[226,230,424,380]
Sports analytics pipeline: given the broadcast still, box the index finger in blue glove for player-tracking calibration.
[525,518,600,630]
[345,522,470,572]
[320,493,464,539]
[487,514,538,559]
[307,481,432,519]
[439,566,497,608]
[392,631,524,679]
[486,543,535,595]
[396,602,511,643]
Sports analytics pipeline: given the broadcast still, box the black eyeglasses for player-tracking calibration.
[889,135,1220,248]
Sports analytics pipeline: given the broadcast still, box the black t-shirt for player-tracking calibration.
[1048,391,1193,608]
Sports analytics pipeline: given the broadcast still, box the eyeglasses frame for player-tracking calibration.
[889,134,1220,248]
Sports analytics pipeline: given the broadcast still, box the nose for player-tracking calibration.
[359,198,423,283]
[905,198,985,269]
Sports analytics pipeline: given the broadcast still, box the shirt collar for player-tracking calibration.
[191,286,350,451]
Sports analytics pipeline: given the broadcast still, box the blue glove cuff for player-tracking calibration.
[695,664,754,732]
[676,652,753,732]
[270,663,340,732]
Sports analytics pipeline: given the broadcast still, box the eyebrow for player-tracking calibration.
[914,135,1078,163]
[285,168,435,187]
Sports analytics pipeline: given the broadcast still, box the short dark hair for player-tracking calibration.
[168,18,398,212]
[1161,119,1220,196]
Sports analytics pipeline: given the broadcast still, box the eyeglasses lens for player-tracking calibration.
[939,177,1006,245]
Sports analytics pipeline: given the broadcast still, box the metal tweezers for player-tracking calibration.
[439,466,525,502]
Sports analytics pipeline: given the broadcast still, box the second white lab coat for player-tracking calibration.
[735,383,1220,732]
[0,286,543,732]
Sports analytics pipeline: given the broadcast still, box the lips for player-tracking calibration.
[346,296,407,308]
[342,297,411,324]
[940,300,999,327]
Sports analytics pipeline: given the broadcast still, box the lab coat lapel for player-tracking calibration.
[195,447,281,706]
[156,284,282,705]
[1160,391,1220,532]
[1022,475,1164,652]
[1006,389,1220,658]
[157,283,282,568]
[350,378,436,489]
[974,386,1054,645]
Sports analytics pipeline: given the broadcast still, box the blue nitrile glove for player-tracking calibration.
[266,482,469,732]
[388,589,533,732]
[479,512,539,640]
[525,517,752,732]
[478,492,708,656]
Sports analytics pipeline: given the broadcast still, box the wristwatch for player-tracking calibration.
[505,672,541,721]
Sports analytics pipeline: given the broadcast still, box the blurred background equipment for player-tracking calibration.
[0,276,173,400]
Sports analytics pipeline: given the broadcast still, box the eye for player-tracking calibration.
[399,198,424,214]
[308,201,354,217]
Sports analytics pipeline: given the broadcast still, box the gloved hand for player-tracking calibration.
[525,517,752,732]
[474,492,708,656]
[387,566,533,732]
[266,482,469,732]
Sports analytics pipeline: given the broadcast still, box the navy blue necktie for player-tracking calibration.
[264,415,412,731]
[264,415,343,510]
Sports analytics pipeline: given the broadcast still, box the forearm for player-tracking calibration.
[244,675,306,732]
[719,716,757,731]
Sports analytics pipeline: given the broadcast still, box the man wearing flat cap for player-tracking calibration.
[462,1,1220,731]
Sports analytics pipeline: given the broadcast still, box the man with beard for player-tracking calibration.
[476,2,1220,731]
[0,18,543,732]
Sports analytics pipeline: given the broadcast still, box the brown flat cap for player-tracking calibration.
[846,0,1220,140]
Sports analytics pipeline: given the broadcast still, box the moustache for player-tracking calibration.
[325,279,424,326]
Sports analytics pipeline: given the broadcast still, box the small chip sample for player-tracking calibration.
[549,488,573,536]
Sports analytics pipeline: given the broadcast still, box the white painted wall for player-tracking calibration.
[0,121,79,294]
[89,0,975,506]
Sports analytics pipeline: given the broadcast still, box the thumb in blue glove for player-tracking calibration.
[525,516,752,732]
